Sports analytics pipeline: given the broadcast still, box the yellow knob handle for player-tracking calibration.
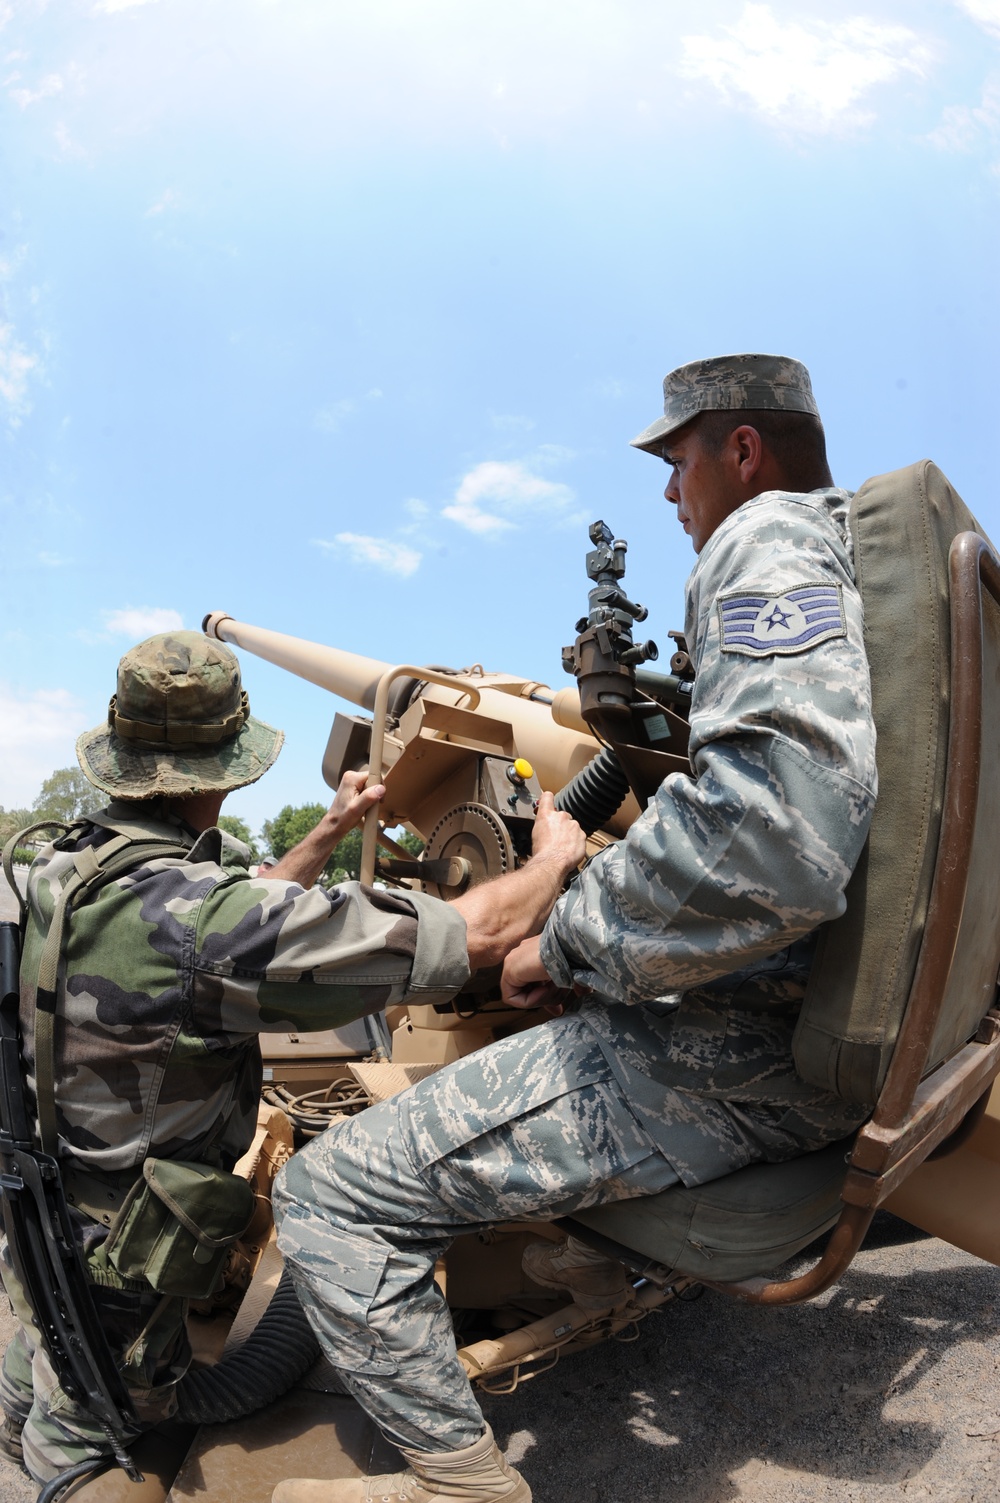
[512,758,534,781]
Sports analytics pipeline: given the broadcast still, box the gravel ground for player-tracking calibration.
[2,870,998,1501]
[482,1215,1000,1503]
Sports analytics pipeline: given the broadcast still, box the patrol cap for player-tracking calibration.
[630,353,820,456]
[77,630,284,801]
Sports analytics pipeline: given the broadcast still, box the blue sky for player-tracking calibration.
[2,0,998,834]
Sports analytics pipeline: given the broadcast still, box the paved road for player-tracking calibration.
[1,868,997,1501]
[0,873,24,924]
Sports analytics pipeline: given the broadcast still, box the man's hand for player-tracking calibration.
[530,791,587,874]
[500,934,570,1013]
[450,795,586,970]
[266,771,385,889]
[325,770,386,841]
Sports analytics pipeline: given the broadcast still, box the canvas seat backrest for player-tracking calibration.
[794,460,991,1106]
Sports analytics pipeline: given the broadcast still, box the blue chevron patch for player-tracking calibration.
[718,583,847,657]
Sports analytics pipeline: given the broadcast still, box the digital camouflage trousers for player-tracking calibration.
[272,1014,684,1454]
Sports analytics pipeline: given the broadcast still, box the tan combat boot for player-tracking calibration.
[270,1423,530,1503]
[521,1233,631,1312]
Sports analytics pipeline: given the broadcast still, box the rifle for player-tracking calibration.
[0,918,143,1483]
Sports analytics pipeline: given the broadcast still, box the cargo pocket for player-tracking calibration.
[276,1208,398,1377]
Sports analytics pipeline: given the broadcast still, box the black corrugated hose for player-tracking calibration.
[174,1268,320,1425]
[553,746,630,835]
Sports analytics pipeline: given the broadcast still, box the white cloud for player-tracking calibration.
[8,72,63,109]
[928,74,1000,150]
[490,412,536,433]
[102,606,184,637]
[314,534,422,577]
[399,499,431,536]
[679,5,931,133]
[952,1,1000,40]
[314,387,383,432]
[53,121,88,159]
[314,399,356,433]
[0,322,40,426]
[0,683,87,808]
[0,2,942,160]
[38,551,68,567]
[94,0,162,12]
[145,187,180,218]
[441,459,573,536]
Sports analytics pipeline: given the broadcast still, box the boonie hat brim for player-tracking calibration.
[77,714,284,801]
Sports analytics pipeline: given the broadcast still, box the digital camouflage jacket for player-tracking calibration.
[19,806,470,1177]
[539,488,879,1180]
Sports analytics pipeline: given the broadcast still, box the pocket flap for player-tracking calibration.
[143,1158,255,1249]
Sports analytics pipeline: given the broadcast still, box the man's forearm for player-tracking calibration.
[267,816,346,889]
[450,854,571,969]
[264,773,386,890]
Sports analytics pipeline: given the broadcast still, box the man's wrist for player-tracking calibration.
[527,849,576,879]
[315,815,347,850]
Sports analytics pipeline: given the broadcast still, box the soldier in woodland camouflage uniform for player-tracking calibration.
[270,355,879,1503]
[0,630,584,1487]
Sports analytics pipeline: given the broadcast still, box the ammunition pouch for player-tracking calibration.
[106,1159,255,1301]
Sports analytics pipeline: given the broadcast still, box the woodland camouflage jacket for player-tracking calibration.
[19,808,469,1176]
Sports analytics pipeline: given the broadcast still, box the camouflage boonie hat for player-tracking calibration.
[77,631,284,801]
[630,353,820,455]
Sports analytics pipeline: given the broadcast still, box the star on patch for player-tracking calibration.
[718,583,847,658]
[763,604,793,632]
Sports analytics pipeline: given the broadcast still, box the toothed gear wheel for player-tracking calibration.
[422,802,515,899]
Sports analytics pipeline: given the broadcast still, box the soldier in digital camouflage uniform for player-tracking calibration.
[0,630,584,1487]
[269,354,879,1503]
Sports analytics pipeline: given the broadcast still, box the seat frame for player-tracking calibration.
[570,531,1000,1306]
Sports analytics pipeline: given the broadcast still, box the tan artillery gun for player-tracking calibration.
[75,461,1000,1500]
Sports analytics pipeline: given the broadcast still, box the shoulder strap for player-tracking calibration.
[2,822,75,929]
[32,828,193,1156]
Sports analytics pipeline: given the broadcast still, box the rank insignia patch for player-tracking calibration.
[718,583,847,657]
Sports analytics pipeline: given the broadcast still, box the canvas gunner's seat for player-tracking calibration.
[567,461,1000,1298]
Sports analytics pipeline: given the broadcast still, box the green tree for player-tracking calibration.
[0,807,33,847]
[261,806,425,887]
[261,803,342,884]
[31,768,104,823]
[217,814,261,863]
[326,827,425,885]
[261,804,327,860]
[394,830,424,858]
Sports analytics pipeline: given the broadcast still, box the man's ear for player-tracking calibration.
[731,424,764,487]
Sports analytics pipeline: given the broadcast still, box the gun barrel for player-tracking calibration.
[201,612,623,811]
[203,612,392,710]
